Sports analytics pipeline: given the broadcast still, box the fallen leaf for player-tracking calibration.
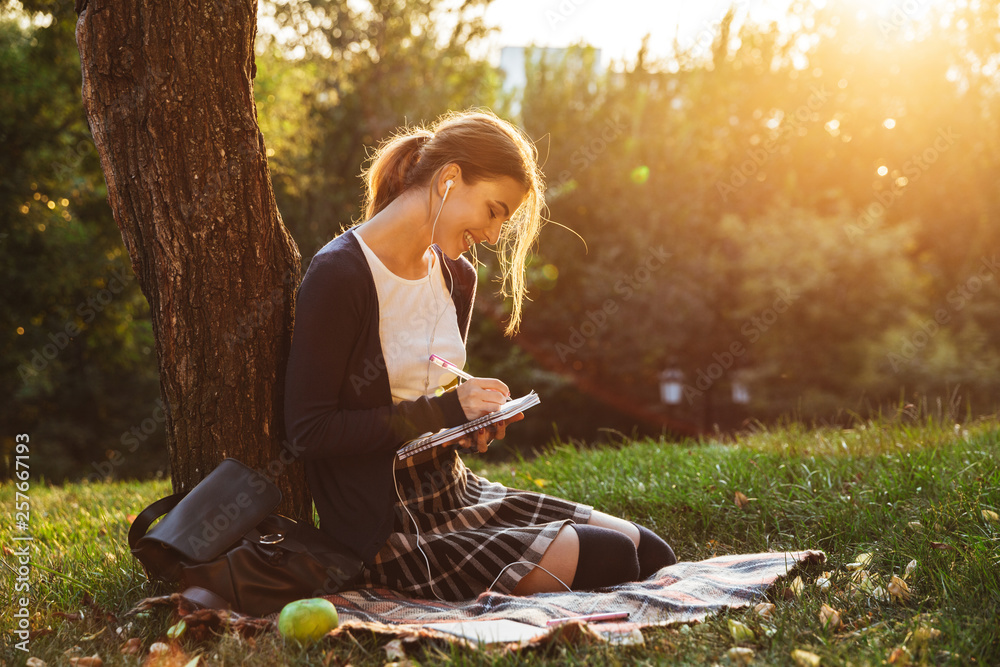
[906,521,923,532]
[68,655,102,667]
[166,619,187,639]
[120,638,142,655]
[533,478,549,488]
[819,604,841,631]
[815,574,832,590]
[855,552,874,567]
[384,639,406,661]
[126,514,138,524]
[726,647,755,665]
[790,648,822,666]
[149,643,170,655]
[26,658,47,667]
[887,646,912,665]
[887,575,911,602]
[728,619,756,643]
[904,560,917,579]
[930,542,958,552]
[982,510,999,523]
[734,491,750,509]
[790,575,805,598]
[910,625,942,644]
[752,603,775,617]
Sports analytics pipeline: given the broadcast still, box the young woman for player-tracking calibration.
[284,109,676,601]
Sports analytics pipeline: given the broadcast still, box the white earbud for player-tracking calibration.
[443,179,454,200]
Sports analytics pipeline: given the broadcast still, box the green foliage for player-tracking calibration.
[0,5,162,482]
[509,3,1000,431]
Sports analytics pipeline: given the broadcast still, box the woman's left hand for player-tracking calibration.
[453,412,525,453]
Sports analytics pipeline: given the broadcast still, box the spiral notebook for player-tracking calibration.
[396,390,540,459]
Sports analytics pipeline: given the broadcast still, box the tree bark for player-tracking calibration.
[75,0,309,520]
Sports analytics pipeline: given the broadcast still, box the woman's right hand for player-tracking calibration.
[455,377,510,420]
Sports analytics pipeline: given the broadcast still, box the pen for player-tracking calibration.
[429,354,474,381]
[545,611,629,626]
[430,354,511,402]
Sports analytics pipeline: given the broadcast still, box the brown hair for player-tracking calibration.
[359,108,546,336]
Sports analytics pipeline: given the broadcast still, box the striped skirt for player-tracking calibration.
[360,446,593,600]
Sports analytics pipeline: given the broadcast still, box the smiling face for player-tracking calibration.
[432,169,528,260]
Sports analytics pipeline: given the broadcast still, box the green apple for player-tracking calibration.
[277,598,339,645]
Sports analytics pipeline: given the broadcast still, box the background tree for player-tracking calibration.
[74,0,306,512]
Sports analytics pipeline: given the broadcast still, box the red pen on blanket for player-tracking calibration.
[545,611,629,626]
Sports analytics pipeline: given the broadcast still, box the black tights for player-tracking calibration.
[569,522,677,590]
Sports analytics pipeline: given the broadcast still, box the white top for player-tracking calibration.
[355,232,468,404]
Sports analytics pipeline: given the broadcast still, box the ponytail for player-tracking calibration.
[362,130,434,220]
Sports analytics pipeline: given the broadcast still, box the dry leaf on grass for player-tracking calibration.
[149,643,170,655]
[887,575,911,602]
[888,646,912,665]
[752,602,775,617]
[120,638,142,655]
[728,619,756,642]
[734,491,751,509]
[726,647,755,665]
[791,648,822,666]
[384,638,406,661]
[819,604,841,631]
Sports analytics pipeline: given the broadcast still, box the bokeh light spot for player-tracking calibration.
[630,165,650,185]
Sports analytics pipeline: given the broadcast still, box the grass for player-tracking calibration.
[1,409,998,666]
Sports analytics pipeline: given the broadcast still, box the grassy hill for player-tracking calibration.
[2,409,997,665]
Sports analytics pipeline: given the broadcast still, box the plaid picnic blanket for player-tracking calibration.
[291,550,826,646]
[134,550,825,648]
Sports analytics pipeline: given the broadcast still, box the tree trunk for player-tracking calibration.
[75,0,309,520]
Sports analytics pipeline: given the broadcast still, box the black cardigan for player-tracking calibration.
[283,228,476,562]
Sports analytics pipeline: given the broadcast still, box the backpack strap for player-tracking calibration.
[128,491,187,550]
